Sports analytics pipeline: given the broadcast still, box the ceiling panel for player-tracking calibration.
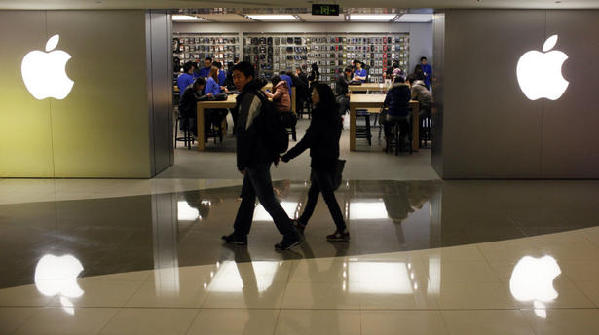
[297,13,346,22]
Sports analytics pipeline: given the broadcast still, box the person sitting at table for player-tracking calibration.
[408,74,432,118]
[279,71,293,97]
[206,66,222,95]
[265,75,297,128]
[178,77,212,137]
[214,61,227,87]
[177,61,196,98]
[382,76,411,152]
[205,66,228,137]
[353,60,367,83]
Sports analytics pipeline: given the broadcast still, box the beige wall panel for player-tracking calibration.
[47,10,151,177]
[0,11,55,177]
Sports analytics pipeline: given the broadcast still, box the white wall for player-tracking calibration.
[173,21,432,73]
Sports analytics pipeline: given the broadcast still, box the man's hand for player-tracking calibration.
[206,93,213,97]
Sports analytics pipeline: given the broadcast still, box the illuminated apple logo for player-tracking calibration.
[21,34,74,100]
[516,35,569,100]
[509,255,561,318]
[34,254,84,315]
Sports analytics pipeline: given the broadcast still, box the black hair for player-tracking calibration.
[421,56,428,61]
[414,69,425,81]
[183,61,194,73]
[393,76,404,84]
[407,74,416,85]
[286,71,294,77]
[193,77,206,89]
[311,62,319,72]
[227,61,234,69]
[213,61,222,69]
[271,75,282,86]
[232,61,255,79]
[313,83,338,114]
[205,56,212,62]
[295,66,302,72]
[279,71,287,75]
[344,66,353,73]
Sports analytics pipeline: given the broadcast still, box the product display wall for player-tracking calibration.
[173,33,240,69]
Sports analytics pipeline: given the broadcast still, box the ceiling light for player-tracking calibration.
[395,14,433,23]
[350,14,397,21]
[246,15,298,21]
[172,15,204,21]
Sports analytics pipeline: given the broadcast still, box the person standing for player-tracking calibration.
[419,56,432,90]
[279,71,294,98]
[281,83,349,242]
[214,61,227,87]
[353,61,367,83]
[222,61,302,251]
[308,63,320,91]
[335,67,352,116]
[177,61,196,98]
[198,56,213,78]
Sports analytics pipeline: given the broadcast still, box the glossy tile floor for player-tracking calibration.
[1,179,599,334]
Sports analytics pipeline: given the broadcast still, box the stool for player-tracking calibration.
[420,114,432,148]
[384,118,412,155]
[174,110,194,150]
[355,109,372,146]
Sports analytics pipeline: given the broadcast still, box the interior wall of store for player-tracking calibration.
[0,10,171,178]
[433,9,599,179]
[173,22,433,73]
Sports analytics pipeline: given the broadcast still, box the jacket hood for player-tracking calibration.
[413,80,426,87]
[392,82,410,89]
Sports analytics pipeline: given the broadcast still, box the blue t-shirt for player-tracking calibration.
[355,68,367,82]
[199,66,211,79]
[218,70,227,86]
[422,63,432,87]
[177,73,194,97]
[280,74,293,97]
[205,77,221,95]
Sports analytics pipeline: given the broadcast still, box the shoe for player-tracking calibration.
[275,236,302,251]
[292,220,306,235]
[326,229,350,242]
[221,233,247,245]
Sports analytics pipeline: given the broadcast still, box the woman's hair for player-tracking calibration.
[313,83,338,116]
[209,66,218,81]
[311,62,319,73]
[271,75,281,86]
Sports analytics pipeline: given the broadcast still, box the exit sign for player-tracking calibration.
[312,4,340,16]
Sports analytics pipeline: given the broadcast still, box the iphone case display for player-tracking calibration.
[243,32,409,87]
[172,33,241,71]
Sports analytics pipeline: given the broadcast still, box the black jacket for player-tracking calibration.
[384,83,411,118]
[235,79,276,170]
[179,87,211,119]
[335,73,349,96]
[282,105,341,169]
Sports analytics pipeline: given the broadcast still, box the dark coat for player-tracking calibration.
[384,83,411,118]
[282,104,341,169]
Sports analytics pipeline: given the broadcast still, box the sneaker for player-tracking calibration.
[275,236,302,251]
[221,233,247,245]
[292,220,306,235]
[326,229,350,242]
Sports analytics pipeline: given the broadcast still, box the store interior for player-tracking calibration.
[162,8,436,180]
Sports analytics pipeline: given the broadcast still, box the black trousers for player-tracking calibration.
[233,163,297,240]
[298,167,346,231]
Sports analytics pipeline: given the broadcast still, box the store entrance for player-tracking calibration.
[160,8,437,180]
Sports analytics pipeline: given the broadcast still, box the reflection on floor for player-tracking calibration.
[1,179,599,334]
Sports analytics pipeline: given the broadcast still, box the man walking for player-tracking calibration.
[221,61,302,251]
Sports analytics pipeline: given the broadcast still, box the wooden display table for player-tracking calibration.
[348,83,391,93]
[349,93,420,152]
[196,94,238,151]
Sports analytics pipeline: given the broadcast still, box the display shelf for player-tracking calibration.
[172,32,241,72]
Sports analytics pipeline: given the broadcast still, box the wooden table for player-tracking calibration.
[348,83,391,93]
[196,94,238,151]
[349,93,420,152]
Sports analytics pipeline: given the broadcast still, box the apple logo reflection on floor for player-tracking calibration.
[34,254,84,315]
[509,255,561,318]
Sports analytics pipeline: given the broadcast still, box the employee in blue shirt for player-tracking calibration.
[198,56,212,79]
[279,71,293,97]
[205,66,222,95]
[353,61,367,83]
[419,56,432,90]
[177,61,196,98]
[215,61,227,86]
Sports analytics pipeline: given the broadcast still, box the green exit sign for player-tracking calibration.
[312,4,340,16]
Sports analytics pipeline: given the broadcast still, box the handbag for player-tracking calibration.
[333,159,346,191]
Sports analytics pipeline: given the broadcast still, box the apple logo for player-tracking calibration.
[516,35,569,100]
[34,254,84,315]
[21,34,74,100]
[509,255,561,318]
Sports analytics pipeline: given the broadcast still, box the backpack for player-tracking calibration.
[255,90,289,154]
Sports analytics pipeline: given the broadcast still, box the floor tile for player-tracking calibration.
[361,311,448,335]
[576,281,599,307]
[48,277,143,308]
[99,308,199,335]
[14,307,118,335]
[281,282,360,309]
[0,285,54,307]
[125,277,208,308]
[436,260,502,284]
[520,309,599,335]
[441,310,535,335]
[0,307,40,335]
[559,260,599,281]
[275,310,360,335]
[186,309,279,335]
[437,282,518,309]
[201,282,287,308]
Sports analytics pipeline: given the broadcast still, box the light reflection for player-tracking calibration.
[348,262,413,294]
[206,261,280,293]
[253,202,298,221]
[34,254,84,315]
[349,200,389,220]
[509,255,561,318]
[177,201,200,221]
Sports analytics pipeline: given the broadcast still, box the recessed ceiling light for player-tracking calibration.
[394,14,433,23]
[172,15,205,21]
[246,15,298,21]
[349,14,397,21]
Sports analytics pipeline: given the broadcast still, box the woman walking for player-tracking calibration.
[281,83,349,242]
